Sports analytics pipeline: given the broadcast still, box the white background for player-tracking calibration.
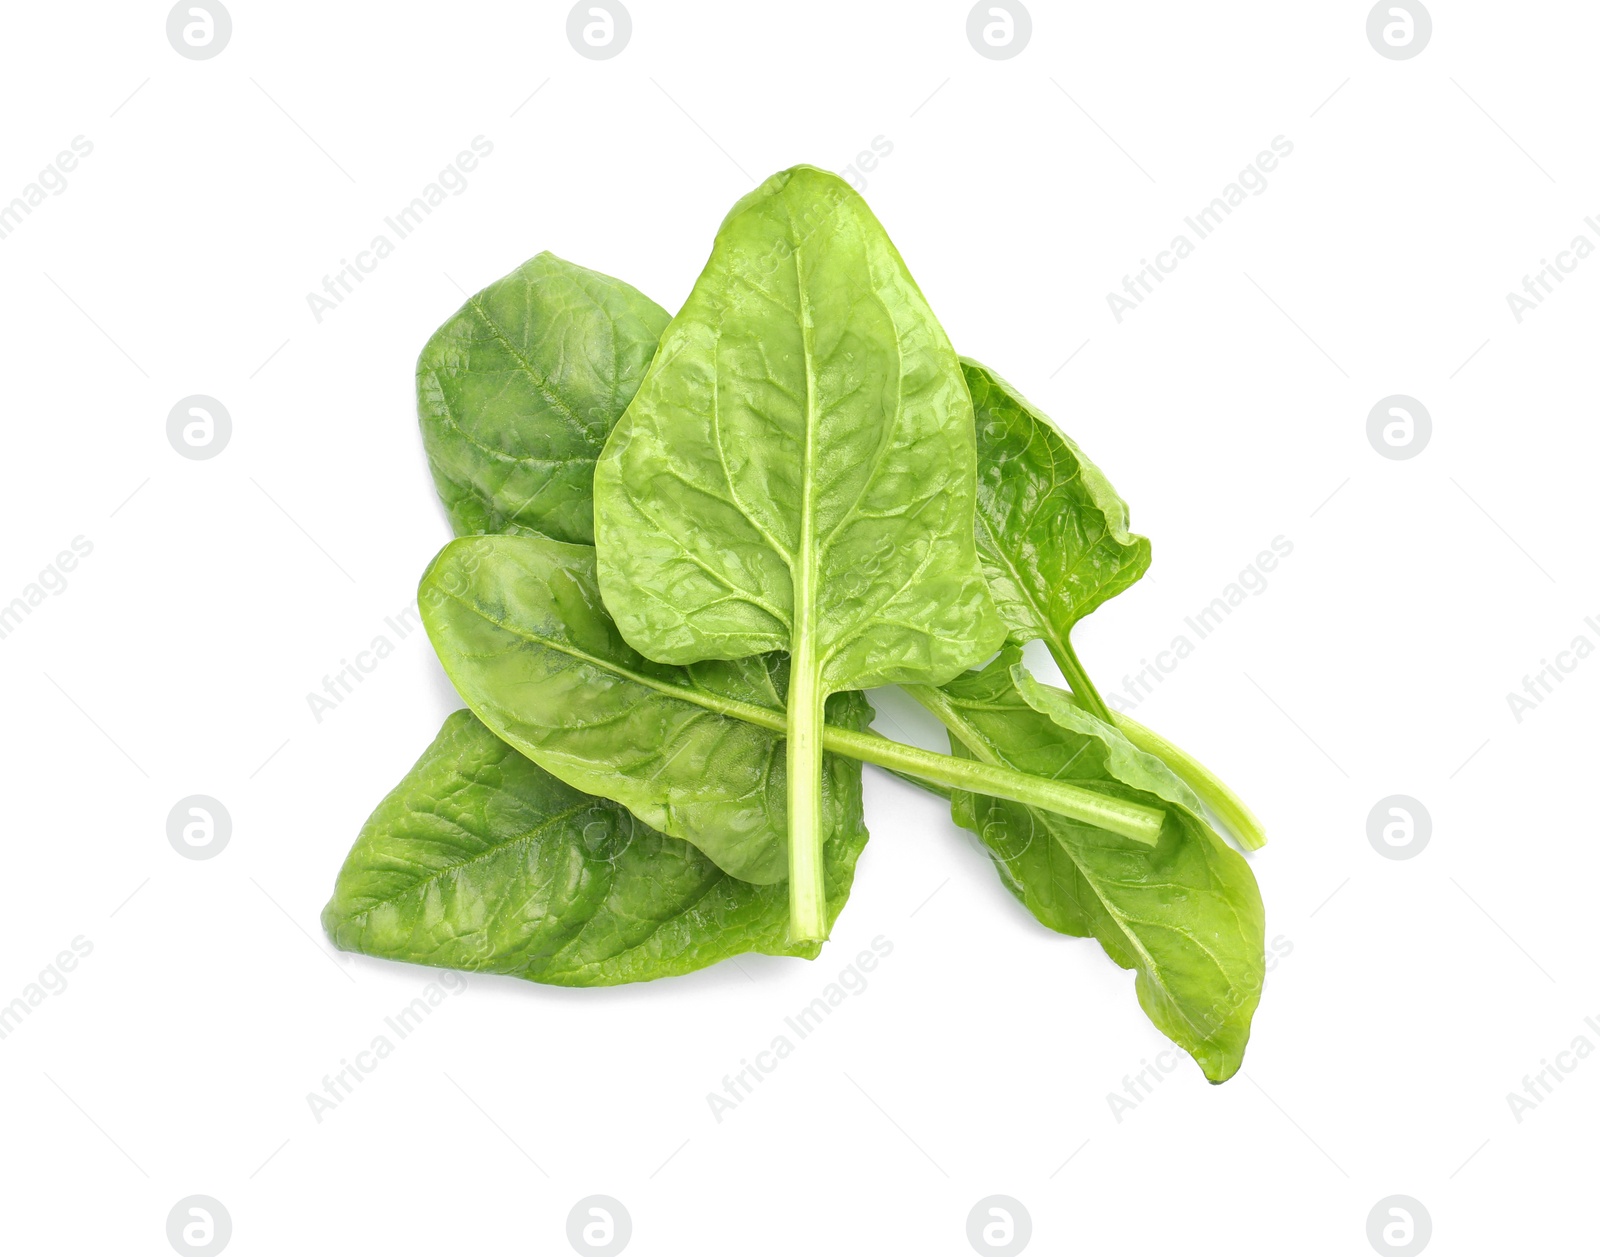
[1,2,1594,1253]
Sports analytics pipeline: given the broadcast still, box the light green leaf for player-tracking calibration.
[594,166,1004,938]
[322,711,867,983]
[914,648,1265,1082]
[417,252,670,545]
[965,357,1150,650]
[963,359,1266,850]
[419,533,872,885]
[420,534,1161,886]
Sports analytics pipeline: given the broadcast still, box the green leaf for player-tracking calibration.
[594,166,1004,939]
[323,711,867,983]
[965,357,1151,651]
[963,358,1266,850]
[912,648,1265,1082]
[419,533,872,886]
[417,252,670,545]
[421,533,1163,885]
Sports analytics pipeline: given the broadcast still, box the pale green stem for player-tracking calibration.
[785,641,828,944]
[1051,635,1115,722]
[1111,714,1267,851]
[505,626,1169,860]
[898,684,1163,846]
[1051,636,1266,851]
[829,720,1163,846]
[788,267,829,945]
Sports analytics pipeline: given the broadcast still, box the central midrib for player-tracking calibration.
[782,229,829,937]
[791,242,822,680]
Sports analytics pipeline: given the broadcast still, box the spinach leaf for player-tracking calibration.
[410,271,1254,851]
[908,647,1265,1082]
[417,252,670,545]
[966,357,1151,667]
[594,166,1005,940]
[964,358,1266,850]
[420,534,866,885]
[420,533,1165,883]
[323,711,866,982]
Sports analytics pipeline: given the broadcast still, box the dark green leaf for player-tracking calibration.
[417,252,670,545]
[322,711,868,983]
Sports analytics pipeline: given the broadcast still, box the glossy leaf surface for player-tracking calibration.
[420,533,871,886]
[594,168,1001,681]
[323,711,866,983]
[923,648,1265,1081]
[964,359,1265,849]
[594,166,1003,936]
[418,252,670,544]
[965,357,1150,653]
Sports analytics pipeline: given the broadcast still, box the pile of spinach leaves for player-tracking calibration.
[322,167,1267,1081]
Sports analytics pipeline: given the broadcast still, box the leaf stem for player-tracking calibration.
[786,648,828,945]
[785,236,831,946]
[888,686,1163,846]
[1052,636,1113,722]
[463,598,1168,855]
[1051,637,1266,851]
[1109,714,1267,851]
